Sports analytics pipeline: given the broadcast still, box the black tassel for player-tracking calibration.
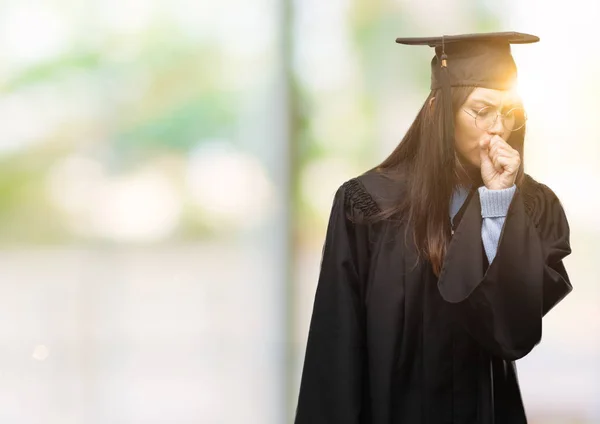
[439,52,455,166]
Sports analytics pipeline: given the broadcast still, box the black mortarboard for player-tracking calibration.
[395,32,539,163]
[396,32,539,90]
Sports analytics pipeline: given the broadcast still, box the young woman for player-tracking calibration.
[295,32,572,424]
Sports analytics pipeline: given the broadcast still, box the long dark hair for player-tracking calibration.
[374,86,526,276]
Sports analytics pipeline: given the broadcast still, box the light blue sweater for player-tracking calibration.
[450,185,517,263]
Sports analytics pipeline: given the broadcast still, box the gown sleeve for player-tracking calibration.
[437,179,572,361]
[295,179,373,424]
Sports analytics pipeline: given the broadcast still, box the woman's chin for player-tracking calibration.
[468,157,481,170]
[455,154,482,185]
[458,155,480,171]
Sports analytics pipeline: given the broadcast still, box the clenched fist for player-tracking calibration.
[479,135,520,190]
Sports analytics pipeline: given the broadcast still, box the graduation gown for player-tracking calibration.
[295,170,572,424]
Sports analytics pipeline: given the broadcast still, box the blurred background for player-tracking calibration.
[0,0,597,423]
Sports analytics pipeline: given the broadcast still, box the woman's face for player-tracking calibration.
[454,87,519,168]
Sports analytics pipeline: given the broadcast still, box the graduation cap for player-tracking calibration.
[395,32,539,158]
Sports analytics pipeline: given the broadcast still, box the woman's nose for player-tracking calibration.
[487,115,505,136]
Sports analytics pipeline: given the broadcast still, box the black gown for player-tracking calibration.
[295,170,572,424]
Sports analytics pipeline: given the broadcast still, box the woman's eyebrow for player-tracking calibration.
[470,99,516,109]
[470,99,499,108]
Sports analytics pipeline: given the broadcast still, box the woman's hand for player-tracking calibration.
[479,135,520,190]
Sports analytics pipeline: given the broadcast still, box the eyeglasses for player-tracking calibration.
[462,106,527,132]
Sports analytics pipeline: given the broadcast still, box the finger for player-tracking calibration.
[489,143,504,158]
[479,147,494,169]
[490,146,517,160]
[496,141,518,155]
[491,138,517,159]
[490,139,519,156]
[493,155,520,173]
[490,135,510,151]
[489,135,505,146]
[489,140,504,158]
[492,148,521,167]
[480,146,492,167]
[492,154,506,172]
[479,139,492,162]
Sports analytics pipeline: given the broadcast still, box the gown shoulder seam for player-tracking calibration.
[342,178,382,219]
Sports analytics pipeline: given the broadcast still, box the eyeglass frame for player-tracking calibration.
[461,105,527,132]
